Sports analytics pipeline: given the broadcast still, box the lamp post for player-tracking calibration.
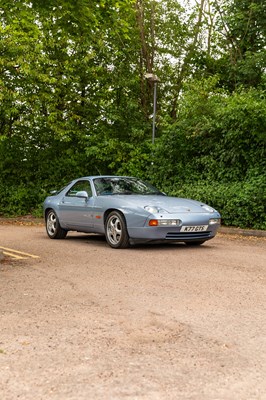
[144,73,160,144]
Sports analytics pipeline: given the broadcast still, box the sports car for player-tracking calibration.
[43,176,221,248]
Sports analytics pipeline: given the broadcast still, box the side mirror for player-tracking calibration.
[76,191,89,199]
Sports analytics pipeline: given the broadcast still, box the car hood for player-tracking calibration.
[102,195,213,214]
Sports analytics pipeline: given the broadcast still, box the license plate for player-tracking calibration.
[180,225,208,232]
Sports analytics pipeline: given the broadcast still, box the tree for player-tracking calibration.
[209,0,266,89]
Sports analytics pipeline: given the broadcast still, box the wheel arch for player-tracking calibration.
[104,208,127,225]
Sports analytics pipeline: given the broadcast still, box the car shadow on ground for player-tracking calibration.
[64,233,215,251]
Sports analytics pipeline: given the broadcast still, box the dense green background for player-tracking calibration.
[0,0,265,229]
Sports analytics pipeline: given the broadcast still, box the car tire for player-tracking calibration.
[105,211,130,249]
[46,209,67,239]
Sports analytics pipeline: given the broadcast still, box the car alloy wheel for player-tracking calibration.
[46,210,67,239]
[105,211,129,249]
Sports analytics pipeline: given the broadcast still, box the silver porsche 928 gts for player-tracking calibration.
[43,176,221,248]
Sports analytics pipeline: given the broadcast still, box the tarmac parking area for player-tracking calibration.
[0,223,266,400]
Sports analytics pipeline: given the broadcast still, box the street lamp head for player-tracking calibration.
[144,73,160,145]
[144,73,160,82]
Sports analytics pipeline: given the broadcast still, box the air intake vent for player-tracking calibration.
[165,231,212,240]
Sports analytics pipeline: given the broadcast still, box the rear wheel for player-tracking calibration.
[46,209,67,239]
[105,211,130,249]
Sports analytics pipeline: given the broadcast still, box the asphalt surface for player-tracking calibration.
[0,222,266,400]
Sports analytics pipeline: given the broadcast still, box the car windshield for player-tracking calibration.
[51,183,70,195]
[93,177,163,196]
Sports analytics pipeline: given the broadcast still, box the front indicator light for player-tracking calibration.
[149,219,158,226]
[209,218,221,225]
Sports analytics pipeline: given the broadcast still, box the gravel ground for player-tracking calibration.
[0,223,266,400]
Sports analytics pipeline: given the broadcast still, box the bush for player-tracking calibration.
[0,184,45,217]
[163,176,266,230]
[0,174,265,230]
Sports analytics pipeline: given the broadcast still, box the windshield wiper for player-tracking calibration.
[114,191,133,195]
[141,191,163,195]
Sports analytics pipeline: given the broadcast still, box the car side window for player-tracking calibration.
[66,180,92,197]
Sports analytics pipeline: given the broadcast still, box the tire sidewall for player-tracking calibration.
[46,209,67,239]
[46,210,57,238]
[105,211,129,249]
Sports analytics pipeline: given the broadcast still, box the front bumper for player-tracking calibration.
[127,212,220,242]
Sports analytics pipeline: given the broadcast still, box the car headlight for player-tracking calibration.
[144,205,165,214]
[201,205,214,213]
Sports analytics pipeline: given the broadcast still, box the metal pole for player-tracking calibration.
[152,81,157,145]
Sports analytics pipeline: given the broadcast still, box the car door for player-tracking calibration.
[59,180,94,230]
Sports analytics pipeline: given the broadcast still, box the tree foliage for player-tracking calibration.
[0,0,265,229]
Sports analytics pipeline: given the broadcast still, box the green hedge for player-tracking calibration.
[163,176,266,230]
[0,175,265,230]
[0,184,45,217]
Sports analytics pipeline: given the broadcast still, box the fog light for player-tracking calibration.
[158,219,182,226]
[209,218,221,225]
[159,220,171,226]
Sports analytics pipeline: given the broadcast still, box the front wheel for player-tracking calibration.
[105,211,130,249]
[46,209,67,239]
